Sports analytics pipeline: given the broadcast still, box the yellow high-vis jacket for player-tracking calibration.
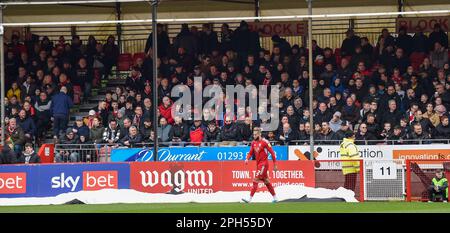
[340,138,360,175]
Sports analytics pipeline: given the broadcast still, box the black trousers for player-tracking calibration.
[428,185,447,201]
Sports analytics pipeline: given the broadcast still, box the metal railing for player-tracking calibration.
[54,143,112,163]
[53,139,450,163]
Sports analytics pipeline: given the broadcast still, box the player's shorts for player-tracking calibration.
[255,163,269,180]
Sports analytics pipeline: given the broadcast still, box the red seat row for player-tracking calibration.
[117,52,146,71]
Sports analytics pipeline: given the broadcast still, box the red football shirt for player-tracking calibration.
[246,138,276,164]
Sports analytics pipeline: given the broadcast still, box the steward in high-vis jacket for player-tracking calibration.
[339,130,360,192]
[428,170,448,202]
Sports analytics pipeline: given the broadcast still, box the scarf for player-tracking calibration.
[7,126,15,134]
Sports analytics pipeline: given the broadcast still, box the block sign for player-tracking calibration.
[247,21,308,36]
[396,16,450,33]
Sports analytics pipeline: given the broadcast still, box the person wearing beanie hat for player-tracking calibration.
[54,127,80,163]
[329,111,343,133]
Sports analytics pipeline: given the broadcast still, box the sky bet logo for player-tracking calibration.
[0,173,27,194]
[51,171,118,192]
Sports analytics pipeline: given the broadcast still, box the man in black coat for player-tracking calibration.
[433,116,450,140]
[169,116,189,143]
[277,123,298,145]
[220,117,239,145]
[315,122,338,145]
[120,126,143,148]
[407,123,431,144]
[411,110,434,135]
[340,29,361,57]
[0,141,17,164]
[314,102,333,124]
[355,123,378,145]
[145,23,170,58]
[380,99,403,127]
[17,143,41,164]
[391,48,410,74]
[428,23,449,50]
[395,27,413,56]
[204,122,221,143]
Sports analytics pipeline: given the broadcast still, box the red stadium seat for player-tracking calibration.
[335,48,342,65]
[73,85,82,105]
[117,53,133,71]
[410,52,426,70]
[93,69,101,87]
[334,48,341,57]
[133,52,146,64]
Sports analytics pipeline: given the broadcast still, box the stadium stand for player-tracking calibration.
[1,20,449,163]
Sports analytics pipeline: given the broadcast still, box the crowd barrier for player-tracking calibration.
[44,140,450,164]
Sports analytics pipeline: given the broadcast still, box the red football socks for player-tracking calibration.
[250,182,258,197]
[265,182,276,196]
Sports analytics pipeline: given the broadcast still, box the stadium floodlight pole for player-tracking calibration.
[151,0,159,161]
[0,6,4,147]
[307,0,314,160]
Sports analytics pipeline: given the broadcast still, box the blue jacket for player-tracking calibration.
[330,76,346,95]
[51,92,73,117]
[72,124,90,139]
[17,117,36,136]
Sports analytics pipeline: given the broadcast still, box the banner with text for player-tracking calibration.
[396,16,450,33]
[130,160,314,194]
[111,146,288,162]
[247,21,308,36]
[0,163,130,197]
[289,144,450,161]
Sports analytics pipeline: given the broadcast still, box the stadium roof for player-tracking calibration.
[3,0,450,12]
[2,0,449,24]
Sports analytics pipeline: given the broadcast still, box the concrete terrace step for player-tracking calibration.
[88,95,106,103]
[79,103,98,111]
[70,112,89,121]
[97,86,117,95]
[107,79,126,86]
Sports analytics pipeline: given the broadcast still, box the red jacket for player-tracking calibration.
[159,104,174,124]
[189,127,204,145]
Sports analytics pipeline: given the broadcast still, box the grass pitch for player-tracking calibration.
[0,202,449,213]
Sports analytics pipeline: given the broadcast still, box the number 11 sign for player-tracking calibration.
[372,162,397,180]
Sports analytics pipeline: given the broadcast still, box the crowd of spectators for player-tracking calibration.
[1,20,450,162]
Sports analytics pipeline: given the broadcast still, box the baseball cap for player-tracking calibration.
[341,121,348,126]
[75,116,83,121]
[88,110,96,116]
[334,111,342,117]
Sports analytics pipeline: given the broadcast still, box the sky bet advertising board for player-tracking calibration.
[110,146,288,162]
[0,163,130,197]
